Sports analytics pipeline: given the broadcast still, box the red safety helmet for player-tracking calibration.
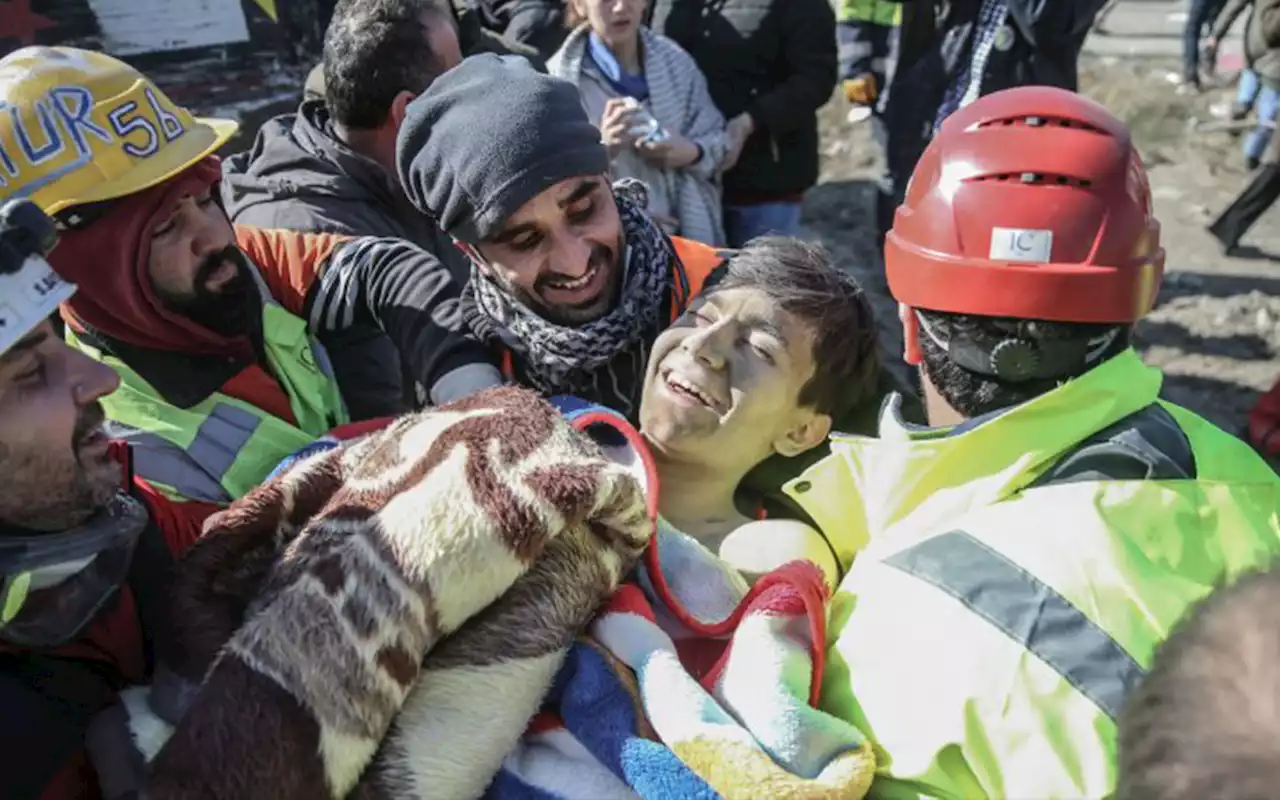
[885,86,1165,325]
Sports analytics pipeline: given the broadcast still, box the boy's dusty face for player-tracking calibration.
[639,286,829,469]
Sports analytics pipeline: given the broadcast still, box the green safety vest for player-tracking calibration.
[839,0,901,27]
[782,349,1280,798]
[67,299,349,505]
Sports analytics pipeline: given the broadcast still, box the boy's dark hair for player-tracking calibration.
[917,310,1131,419]
[1118,567,1280,800]
[713,236,880,424]
[323,0,454,129]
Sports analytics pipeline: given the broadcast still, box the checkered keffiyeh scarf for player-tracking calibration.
[935,0,1009,130]
[462,180,676,419]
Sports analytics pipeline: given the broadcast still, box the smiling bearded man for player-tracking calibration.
[396,53,729,420]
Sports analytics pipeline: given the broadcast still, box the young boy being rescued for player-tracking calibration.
[636,236,881,588]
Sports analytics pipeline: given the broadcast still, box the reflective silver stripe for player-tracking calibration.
[884,530,1145,721]
[188,403,262,481]
[106,403,262,504]
[117,432,231,504]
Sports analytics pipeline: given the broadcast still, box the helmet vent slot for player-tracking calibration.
[979,115,1106,135]
[971,173,1093,188]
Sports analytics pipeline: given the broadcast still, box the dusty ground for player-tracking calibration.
[805,54,1280,436]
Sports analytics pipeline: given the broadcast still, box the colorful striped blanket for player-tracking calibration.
[489,399,876,799]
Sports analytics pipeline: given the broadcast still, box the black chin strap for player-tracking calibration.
[917,314,1120,383]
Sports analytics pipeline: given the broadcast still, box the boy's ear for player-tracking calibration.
[773,411,831,458]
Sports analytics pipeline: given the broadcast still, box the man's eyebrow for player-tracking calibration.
[490,221,537,244]
[558,179,600,208]
[0,328,49,367]
[490,180,600,243]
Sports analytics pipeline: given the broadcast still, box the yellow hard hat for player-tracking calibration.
[0,46,238,217]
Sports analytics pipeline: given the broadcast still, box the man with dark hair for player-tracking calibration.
[1118,567,1280,800]
[639,236,880,581]
[798,85,1280,798]
[320,0,461,131]
[301,1,545,101]
[222,0,498,418]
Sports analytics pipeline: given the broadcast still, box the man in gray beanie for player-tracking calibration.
[396,53,726,419]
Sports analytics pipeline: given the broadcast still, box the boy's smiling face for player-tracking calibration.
[639,285,830,469]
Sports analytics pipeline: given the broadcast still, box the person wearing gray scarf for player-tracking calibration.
[395,53,727,420]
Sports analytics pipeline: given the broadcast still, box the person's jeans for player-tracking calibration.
[723,202,804,248]
[1184,0,1227,77]
[1237,70,1279,164]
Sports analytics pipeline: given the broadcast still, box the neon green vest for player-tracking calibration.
[67,300,349,505]
[784,350,1280,798]
[839,0,901,26]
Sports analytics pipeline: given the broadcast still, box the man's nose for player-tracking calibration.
[69,347,120,406]
[186,204,224,257]
[546,229,594,279]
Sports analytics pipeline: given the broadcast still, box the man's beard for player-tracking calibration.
[506,237,624,327]
[162,246,261,337]
[0,402,121,532]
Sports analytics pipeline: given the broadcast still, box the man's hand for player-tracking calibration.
[636,133,701,169]
[722,112,755,173]
[601,98,642,158]
[1203,36,1220,70]
[842,73,879,106]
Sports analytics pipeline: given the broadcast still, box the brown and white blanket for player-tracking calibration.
[93,387,652,799]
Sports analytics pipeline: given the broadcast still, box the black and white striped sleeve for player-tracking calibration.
[305,236,503,405]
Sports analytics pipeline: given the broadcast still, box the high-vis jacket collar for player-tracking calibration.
[786,349,1163,553]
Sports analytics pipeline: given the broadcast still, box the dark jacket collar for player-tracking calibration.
[221,100,403,220]
[78,326,250,411]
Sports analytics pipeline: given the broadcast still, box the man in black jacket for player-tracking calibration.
[647,0,839,248]
[223,0,502,418]
[873,0,1108,244]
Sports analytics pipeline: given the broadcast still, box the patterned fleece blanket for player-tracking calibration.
[86,387,652,800]
[484,399,876,800]
[90,391,874,799]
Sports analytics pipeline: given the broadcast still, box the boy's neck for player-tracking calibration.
[650,447,751,541]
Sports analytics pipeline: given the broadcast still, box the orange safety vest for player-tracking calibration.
[498,235,727,379]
